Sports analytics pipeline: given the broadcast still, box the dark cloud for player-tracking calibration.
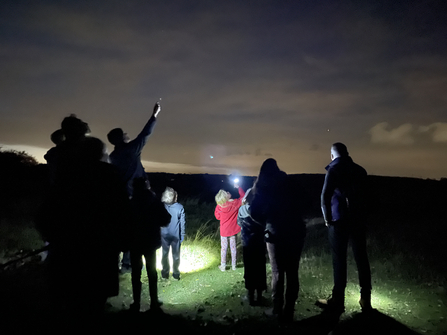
[1,0,446,178]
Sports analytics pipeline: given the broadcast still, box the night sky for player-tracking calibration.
[1,0,446,178]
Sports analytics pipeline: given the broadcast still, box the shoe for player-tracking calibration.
[218,264,226,272]
[316,297,345,314]
[264,307,282,318]
[173,274,180,281]
[280,308,294,323]
[150,299,163,309]
[232,265,237,270]
[129,302,140,312]
[241,290,255,306]
[161,273,169,280]
[359,297,373,312]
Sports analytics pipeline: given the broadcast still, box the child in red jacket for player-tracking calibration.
[215,183,245,271]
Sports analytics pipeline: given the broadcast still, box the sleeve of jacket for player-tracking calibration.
[237,209,243,227]
[321,169,336,222]
[237,187,245,199]
[179,205,186,242]
[128,115,157,155]
[214,205,222,221]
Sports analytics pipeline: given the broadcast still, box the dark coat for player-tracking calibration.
[36,160,131,298]
[130,189,171,252]
[321,156,367,223]
[237,204,265,247]
[109,116,157,195]
[250,172,306,244]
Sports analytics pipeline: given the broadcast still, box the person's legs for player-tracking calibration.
[324,223,349,311]
[220,236,228,270]
[351,223,372,310]
[267,242,284,314]
[121,250,131,271]
[144,250,161,308]
[284,238,304,309]
[161,236,171,279]
[130,250,143,309]
[242,245,256,305]
[283,238,305,322]
[171,238,181,279]
[229,235,237,270]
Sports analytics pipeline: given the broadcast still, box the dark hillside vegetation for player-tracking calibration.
[1,150,446,334]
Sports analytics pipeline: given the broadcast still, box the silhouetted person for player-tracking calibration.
[214,180,245,271]
[129,178,171,312]
[237,187,267,306]
[317,142,372,314]
[250,158,306,323]
[107,102,162,272]
[36,116,130,324]
[160,187,186,280]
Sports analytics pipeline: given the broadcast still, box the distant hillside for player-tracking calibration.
[146,172,447,220]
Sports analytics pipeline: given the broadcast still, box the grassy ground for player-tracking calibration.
[1,198,446,334]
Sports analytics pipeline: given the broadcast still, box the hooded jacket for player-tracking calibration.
[215,187,245,237]
[237,203,265,247]
[250,171,306,242]
[161,202,186,242]
[321,156,367,223]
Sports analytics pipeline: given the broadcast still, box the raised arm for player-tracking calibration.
[129,102,161,155]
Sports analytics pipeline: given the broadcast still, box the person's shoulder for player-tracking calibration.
[175,202,184,209]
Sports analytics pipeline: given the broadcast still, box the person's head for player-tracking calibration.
[215,189,231,206]
[331,142,349,161]
[107,128,130,145]
[133,177,150,193]
[161,187,178,204]
[61,114,90,141]
[50,129,65,145]
[81,137,106,163]
[257,158,283,184]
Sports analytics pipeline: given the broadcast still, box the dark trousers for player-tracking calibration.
[267,237,305,312]
[242,243,267,291]
[328,220,372,298]
[161,236,181,278]
[121,250,131,267]
[130,249,158,303]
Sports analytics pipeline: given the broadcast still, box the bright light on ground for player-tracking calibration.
[150,243,217,273]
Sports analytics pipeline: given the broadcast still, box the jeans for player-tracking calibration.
[267,237,305,312]
[328,220,372,298]
[161,236,181,278]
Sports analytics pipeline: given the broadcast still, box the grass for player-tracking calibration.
[1,197,447,334]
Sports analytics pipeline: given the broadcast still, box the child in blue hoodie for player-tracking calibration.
[161,187,186,280]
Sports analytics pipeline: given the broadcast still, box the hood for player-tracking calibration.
[238,204,250,218]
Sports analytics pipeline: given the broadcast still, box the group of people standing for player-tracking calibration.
[37,102,186,319]
[214,144,372,323]
[36,100,372,324]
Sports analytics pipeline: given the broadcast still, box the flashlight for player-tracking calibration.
[234,178,239,184]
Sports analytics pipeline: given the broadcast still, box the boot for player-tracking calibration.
[281,303,295,323]
[256,289,264,305]
[316,291,345,314]
[359,291,372,312]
